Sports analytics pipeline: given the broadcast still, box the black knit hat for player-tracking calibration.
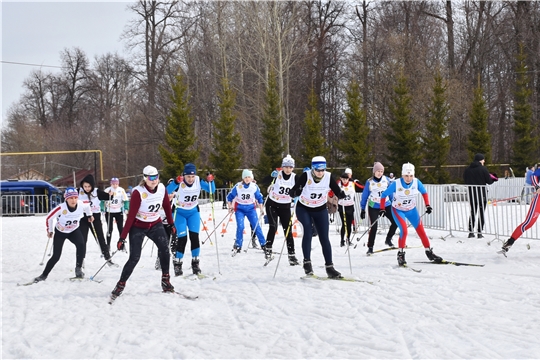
[474,153,485,162]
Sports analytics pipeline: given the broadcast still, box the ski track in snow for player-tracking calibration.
[2,204,540,359]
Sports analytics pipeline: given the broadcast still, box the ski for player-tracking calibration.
[231,249,241,257]
[263,256,275,267]
[17,280,41,286]
[497,249,508,257]
[300,274,377,285]
[108,294,118,305]
[414,260,484,267]
[69,277,103,283]
[166,290,198,300]
[183,273,216,280]
[373,247,398,253]
[398,264,422,272]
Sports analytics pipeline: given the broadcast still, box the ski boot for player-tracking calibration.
[75,266,84,278]
[468,233,475,238]
[385,239,394,247]
[325,264,342,279]
[288,253,300,266]
[477,234,484,239]
[110,281,126,301]
[397,250,407,266]
[263,246,273,260]
[191,258,201,275]
[161,273,174,293]
[232,244,241,255]
[303,260,314,275]
[366,247,374,256]
[173,260,183,277]
[34,274,47,283]
[501,238,515,255]
[340,240,345,247]
[425,248,443,263]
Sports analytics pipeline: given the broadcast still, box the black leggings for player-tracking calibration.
[338,205,354,242]
[119,223,170,282]
[43,229,86,277]
[265,203,295,253]
[80,213,110,259]
[367,205,398,248]
[105,212,124,248]
[296,204,333,265]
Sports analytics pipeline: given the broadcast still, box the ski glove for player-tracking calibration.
[271,170,278,178]
[360,210,366,220]
[206,173,214,182]
[117,238,126,251]
[426,205,433,214]
[378,209,386,218]
[165,224,176,237]
[337,190,346,199]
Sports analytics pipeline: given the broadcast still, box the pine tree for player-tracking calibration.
[209,78,242,186]
[255,71,284,182]
[511,43,537,173]
[158,72,198,181]
[467,82,491,163]
[385,74,422,175]
[335,80,372,181]
[300,88,329,168]
[422,73,451,184]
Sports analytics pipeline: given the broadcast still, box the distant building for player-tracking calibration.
[6,169,50,181]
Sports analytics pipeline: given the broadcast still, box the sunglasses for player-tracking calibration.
[313,168,326,173]
[146,174,159,181]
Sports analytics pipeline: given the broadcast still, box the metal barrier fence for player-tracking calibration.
[0,194,52,216]
[330,180,538,242]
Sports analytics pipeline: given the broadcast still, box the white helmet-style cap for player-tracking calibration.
[311,156,327,170]
[143,165,159,176]
[402,162,415,176]
[345,168,352,175]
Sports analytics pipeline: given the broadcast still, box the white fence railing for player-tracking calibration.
[331,179,538,242]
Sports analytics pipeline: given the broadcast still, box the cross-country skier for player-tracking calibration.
[265,155,299,265]
[33,187,93,282]
[78,174,116,266]
[378,162,442,267]
[110,166,176,300]
[289,156,345,278]
[103,177,129,251]
[501,164,540,255]
[226,169,270,259]
[360,162,398,255]
[337,172,356,247]
[166,163,215,276]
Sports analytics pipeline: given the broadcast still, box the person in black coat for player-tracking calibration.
[463,153,498,238]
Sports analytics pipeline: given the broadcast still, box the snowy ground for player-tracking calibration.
[2,203,540,359]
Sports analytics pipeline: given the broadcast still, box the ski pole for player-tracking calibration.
[201,211,231,244]
[200,217,214,246]
[208,179,221,274]
[273,206,296,279]
[90,250,118,281]
[89,222,101,248]
[245,178,275,253]
[353,216,381,249]
[39,236,51,265]
[342,205,352,274]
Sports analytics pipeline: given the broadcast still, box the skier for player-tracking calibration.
[265,154,299,266]
[33,187,93,282]
[226,169,269,259]
[360,162,398,255]
[378,162,442,267]
[78,174,116,266]
[337,172,356,247]
[166,163,215,276]
[103,177,129,251]
[463,153,498,238]
[110,166,176,301]
[289,156,345,278]
[501,164,540,255]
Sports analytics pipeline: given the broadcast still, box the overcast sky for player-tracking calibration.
[1,1,136,123]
